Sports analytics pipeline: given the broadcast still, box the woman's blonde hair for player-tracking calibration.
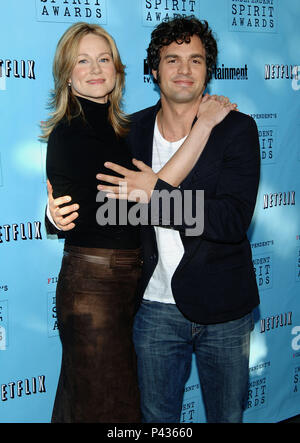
[41,22,129,139]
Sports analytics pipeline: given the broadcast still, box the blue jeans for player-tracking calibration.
[133,300,254,423]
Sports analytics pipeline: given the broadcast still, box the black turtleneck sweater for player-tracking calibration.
[46,96,140,249]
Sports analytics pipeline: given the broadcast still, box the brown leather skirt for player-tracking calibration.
[51,245,142,423]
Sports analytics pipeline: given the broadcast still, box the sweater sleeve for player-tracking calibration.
[46,125,82,200]
[45,123,95,232]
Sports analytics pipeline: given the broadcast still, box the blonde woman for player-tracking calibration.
[44,22,142,423]
[44,21,235,423]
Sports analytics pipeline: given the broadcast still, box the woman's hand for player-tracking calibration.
[197,93,238,129]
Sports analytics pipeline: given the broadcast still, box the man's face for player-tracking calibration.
[152,35,207,105]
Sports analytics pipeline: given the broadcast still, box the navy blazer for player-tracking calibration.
[127,101,260,324]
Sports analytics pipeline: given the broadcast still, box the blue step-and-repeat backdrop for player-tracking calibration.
[0,0,299,423]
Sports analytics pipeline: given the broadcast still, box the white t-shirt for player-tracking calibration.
[143,120,187,304]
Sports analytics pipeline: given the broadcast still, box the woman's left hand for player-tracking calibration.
[196,93,238,130]
[96,159,158,203]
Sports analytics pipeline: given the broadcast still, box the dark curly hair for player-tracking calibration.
[147,16,218,86]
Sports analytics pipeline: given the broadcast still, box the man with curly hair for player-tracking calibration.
[124,16,260,424]
[48,17,260,423]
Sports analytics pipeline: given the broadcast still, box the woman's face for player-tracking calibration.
[69,33,117,104]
